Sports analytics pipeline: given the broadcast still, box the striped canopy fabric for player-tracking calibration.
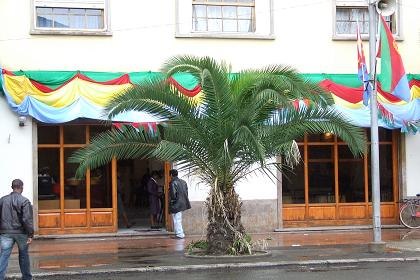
[1,69,419,132]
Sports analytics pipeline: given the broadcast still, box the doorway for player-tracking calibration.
[117,158,168,231]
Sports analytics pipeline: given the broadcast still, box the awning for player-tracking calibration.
[1,68,419,132]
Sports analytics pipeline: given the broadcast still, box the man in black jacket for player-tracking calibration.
[0,179,34,280]
[169,169,191,239]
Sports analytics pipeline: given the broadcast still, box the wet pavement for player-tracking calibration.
[4,228,420,278]
[45,262,420,280]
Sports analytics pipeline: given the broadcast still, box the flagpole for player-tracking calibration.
[368,0,384,252]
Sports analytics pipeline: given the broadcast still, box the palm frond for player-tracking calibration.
[266,106,366,156]
[69,126,159,178]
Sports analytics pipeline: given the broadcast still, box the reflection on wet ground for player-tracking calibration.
[6,228,420,273]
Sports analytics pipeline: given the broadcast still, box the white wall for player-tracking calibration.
[179,166,277,202]
[404,133,420,197]
[0,0,419,203]
[0,99,34,203]
[0,0,418,74]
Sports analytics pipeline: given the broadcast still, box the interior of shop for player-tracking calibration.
[117,159,166,231]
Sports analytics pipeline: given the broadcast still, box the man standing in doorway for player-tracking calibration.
[0,179,34,280]
[169,169,191,239]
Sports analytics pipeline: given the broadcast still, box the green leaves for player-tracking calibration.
[70,55,366,187]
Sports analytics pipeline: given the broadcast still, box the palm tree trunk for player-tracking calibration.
[206,186,245,255]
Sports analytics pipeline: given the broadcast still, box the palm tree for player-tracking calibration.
[70,56,366,255]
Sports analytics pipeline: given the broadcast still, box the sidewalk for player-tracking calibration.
[5,228,420,279]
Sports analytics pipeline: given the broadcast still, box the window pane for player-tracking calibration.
[237,6,252,19]
[37,7,53,14]
[366,128,393,142]
[367,145,394,202]
[91,165,112,208]
[193,5,207,17]
[307,133,335,142]
[37,15,53,28]
[379,145,394,202]
[223,19,237,32]
[90,125,111,141]
[282,147,305,204]
[87,15,103,29]
[308,145,333,159]
[208,19,222,31]
[54,14,70,28]
[64,148,86,209]
[207,6,222,18]
[335,7,393,35]
[308,162,335,203]
[338,146,365,202]
[222,6,237,19]
[54,8,69,14]
[36,7,104,30]
[86,9,102,16]
[69,15,85,29]
[64,125,86,144]
[193,18,207,31]
[336,9,349,20]
[336,22,349,34]
[379,128,393,141]
[38,149,60,210]
[69,8,84,15]
[38,126,59,144]
[362,21,369,34]
[238,19,252,32]
[350,8,361,21]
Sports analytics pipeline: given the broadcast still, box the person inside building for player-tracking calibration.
[0,179,34,280]
[169,169,191,239]
[147,171,162,229]
[38,166,54,196]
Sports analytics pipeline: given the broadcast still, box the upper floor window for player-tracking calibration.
[192,0,255,33]
[36,7,104,29]
[176,0,273,39]
[32,0,111,35]
[333,0,400,40]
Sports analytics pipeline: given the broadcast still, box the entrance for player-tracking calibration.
[117,159,169,231]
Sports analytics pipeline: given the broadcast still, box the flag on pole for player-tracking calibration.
[356,22,371,106]
[377,15,411,102]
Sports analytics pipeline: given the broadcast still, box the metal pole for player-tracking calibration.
[368,1,382,244]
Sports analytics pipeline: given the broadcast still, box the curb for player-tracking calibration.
[7,256,420,278]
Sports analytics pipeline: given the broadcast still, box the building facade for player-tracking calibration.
[0,0,419,235]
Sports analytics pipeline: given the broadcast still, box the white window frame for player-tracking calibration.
[332,0,401,41]
[175,0,274,39]
[31,0,111,36]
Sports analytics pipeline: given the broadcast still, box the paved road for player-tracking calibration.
[37,261,420,280]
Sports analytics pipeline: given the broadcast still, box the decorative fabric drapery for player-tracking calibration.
[1,69,419,132]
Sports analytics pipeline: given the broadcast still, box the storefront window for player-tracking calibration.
[64,125,86,144]
[368,144,394,202]
[308,161,335,203]
[282,128,396,206]
[38,124,113,212]
[90,165,112,208]
[38,126,59,144]
[38,148,60,210]
[282,146,304,204]
[308,145,335,203]
[338,146,364,202]
[64,148,86,209]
